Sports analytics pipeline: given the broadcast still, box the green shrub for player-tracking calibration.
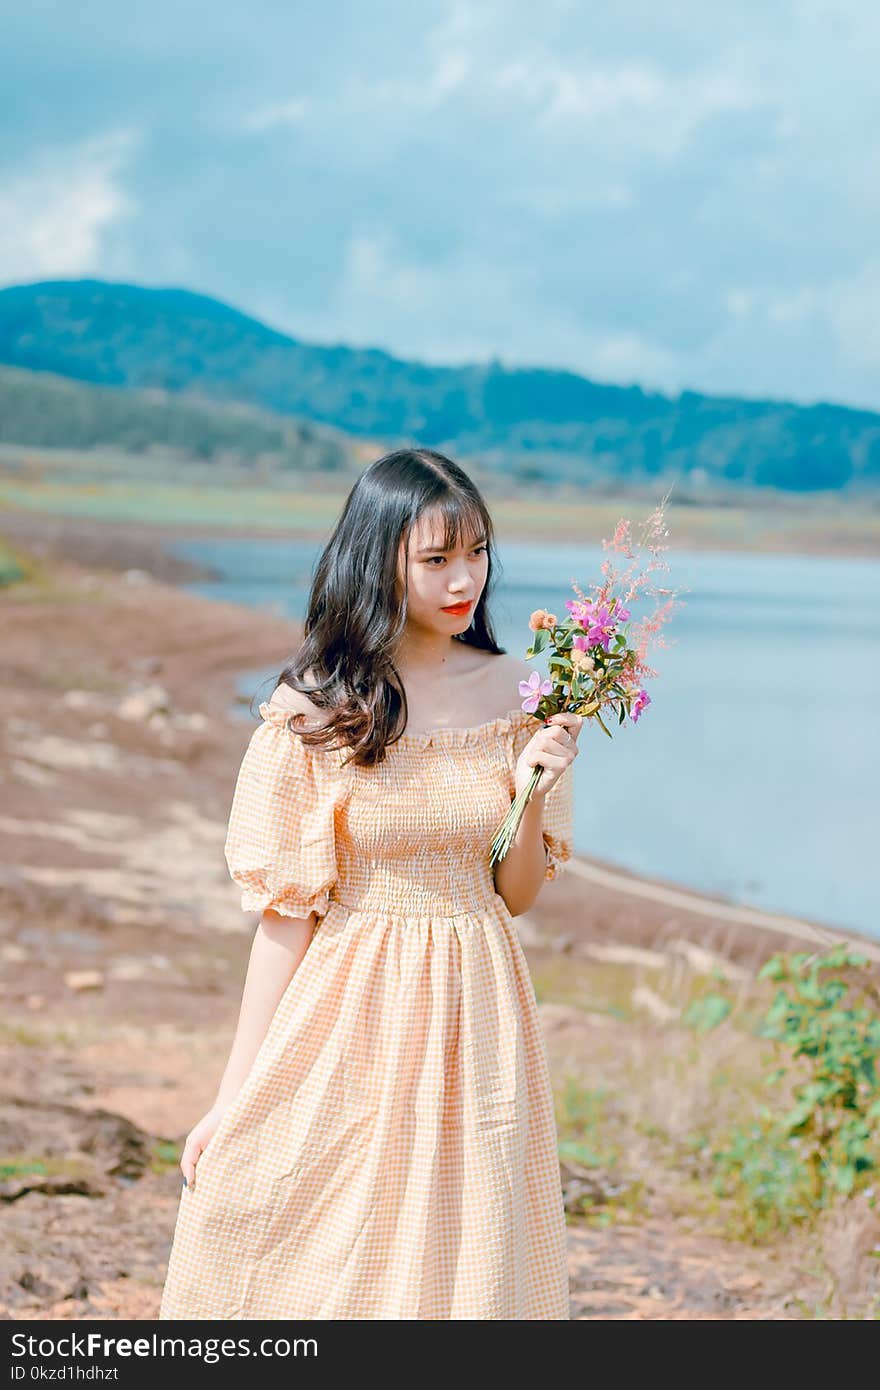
[710,945,880,1238]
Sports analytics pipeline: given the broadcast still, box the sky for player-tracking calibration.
[3,0,880,411]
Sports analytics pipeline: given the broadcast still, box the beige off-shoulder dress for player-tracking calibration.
[159,698,574,1320]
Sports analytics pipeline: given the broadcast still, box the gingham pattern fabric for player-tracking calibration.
[159,701,574,1320]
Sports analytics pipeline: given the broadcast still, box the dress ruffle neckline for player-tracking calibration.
[257,700,537,749]
[392,707,536,749]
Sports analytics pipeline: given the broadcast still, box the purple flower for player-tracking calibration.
[519,670,553,713]
[566,597,596,624]
[630,688,651,722]
[586,603,616,647]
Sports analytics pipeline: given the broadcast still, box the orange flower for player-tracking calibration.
[528,609,558,631]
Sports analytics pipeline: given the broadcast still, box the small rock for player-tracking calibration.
[587,943,667,970]
[64,970,105,992]
[173,711,208,732]
[17,1270,54,1297]
[61,690,97,710]
[117,684,170,722]
[560,1166,630,1213]
[108,955,169,982]
[131,656,163,675]
[122,568,152,585]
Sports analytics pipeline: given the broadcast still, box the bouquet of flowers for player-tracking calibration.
[489,489,684,869]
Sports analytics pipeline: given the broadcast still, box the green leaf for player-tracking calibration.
[832,1164,857,1194]
[758,955,786,981]
[593,708,614,739]
[683,994,732,1032]
[782,1101,814,1133]
[558,1140,603,1168]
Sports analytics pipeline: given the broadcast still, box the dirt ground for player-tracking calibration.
[1,514,876,1322]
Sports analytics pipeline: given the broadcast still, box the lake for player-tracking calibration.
[168,535,880,940]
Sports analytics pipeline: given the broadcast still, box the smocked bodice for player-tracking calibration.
[221,699,574,924]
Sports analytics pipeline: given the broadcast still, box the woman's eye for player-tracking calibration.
[426,546,487,566]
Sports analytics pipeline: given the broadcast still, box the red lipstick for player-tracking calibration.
[441,601,473,615]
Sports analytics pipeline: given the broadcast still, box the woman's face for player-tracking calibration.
[396,509,489,634]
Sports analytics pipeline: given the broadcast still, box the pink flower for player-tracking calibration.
[565,598,594,622]
[586,603,617,647]
[518,670,553,713]
[603,518,635,558]
[630,689,651,722]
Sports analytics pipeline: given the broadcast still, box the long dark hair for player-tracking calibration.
[261,448,507,767]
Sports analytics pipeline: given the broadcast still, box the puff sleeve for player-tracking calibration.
[223,700,340,922]
[509,714,575,881]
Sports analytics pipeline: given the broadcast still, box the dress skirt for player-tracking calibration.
[159,700,574,1319]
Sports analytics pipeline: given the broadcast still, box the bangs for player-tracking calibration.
[418,492,491,552]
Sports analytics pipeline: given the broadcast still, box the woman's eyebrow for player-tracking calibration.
[416,534,488,555]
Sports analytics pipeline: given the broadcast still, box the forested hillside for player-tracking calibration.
[1,279,879,492]
[0,365,349,471]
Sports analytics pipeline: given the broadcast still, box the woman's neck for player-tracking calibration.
[394,631,461,681]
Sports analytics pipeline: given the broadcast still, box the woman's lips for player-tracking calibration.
[442,601,473,614]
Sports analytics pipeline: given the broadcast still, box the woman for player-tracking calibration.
[159,447,582,1320]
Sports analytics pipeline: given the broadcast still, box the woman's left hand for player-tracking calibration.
[515,710,583,798]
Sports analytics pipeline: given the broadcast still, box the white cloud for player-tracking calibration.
[767,286,817,325]
[826,260,880,372]
[589,331,682,388]
[243,5,476,136]
[490,56,760,156]
[0,129,138,283]
[279,224,685,395]
[336,50,473,117]
[2,3,879,409]
[725,288,757,318]
[339,229,454,316]
[242,98,309,133]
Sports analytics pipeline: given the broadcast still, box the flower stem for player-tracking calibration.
[489,762,544,869]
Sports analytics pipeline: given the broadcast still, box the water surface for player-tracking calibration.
[169,536,880,939]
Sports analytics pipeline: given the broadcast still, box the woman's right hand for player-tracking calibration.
[515,710,583,797]
[179,1102,230,1190]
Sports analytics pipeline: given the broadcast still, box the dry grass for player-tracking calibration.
[536,941,880,1318]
